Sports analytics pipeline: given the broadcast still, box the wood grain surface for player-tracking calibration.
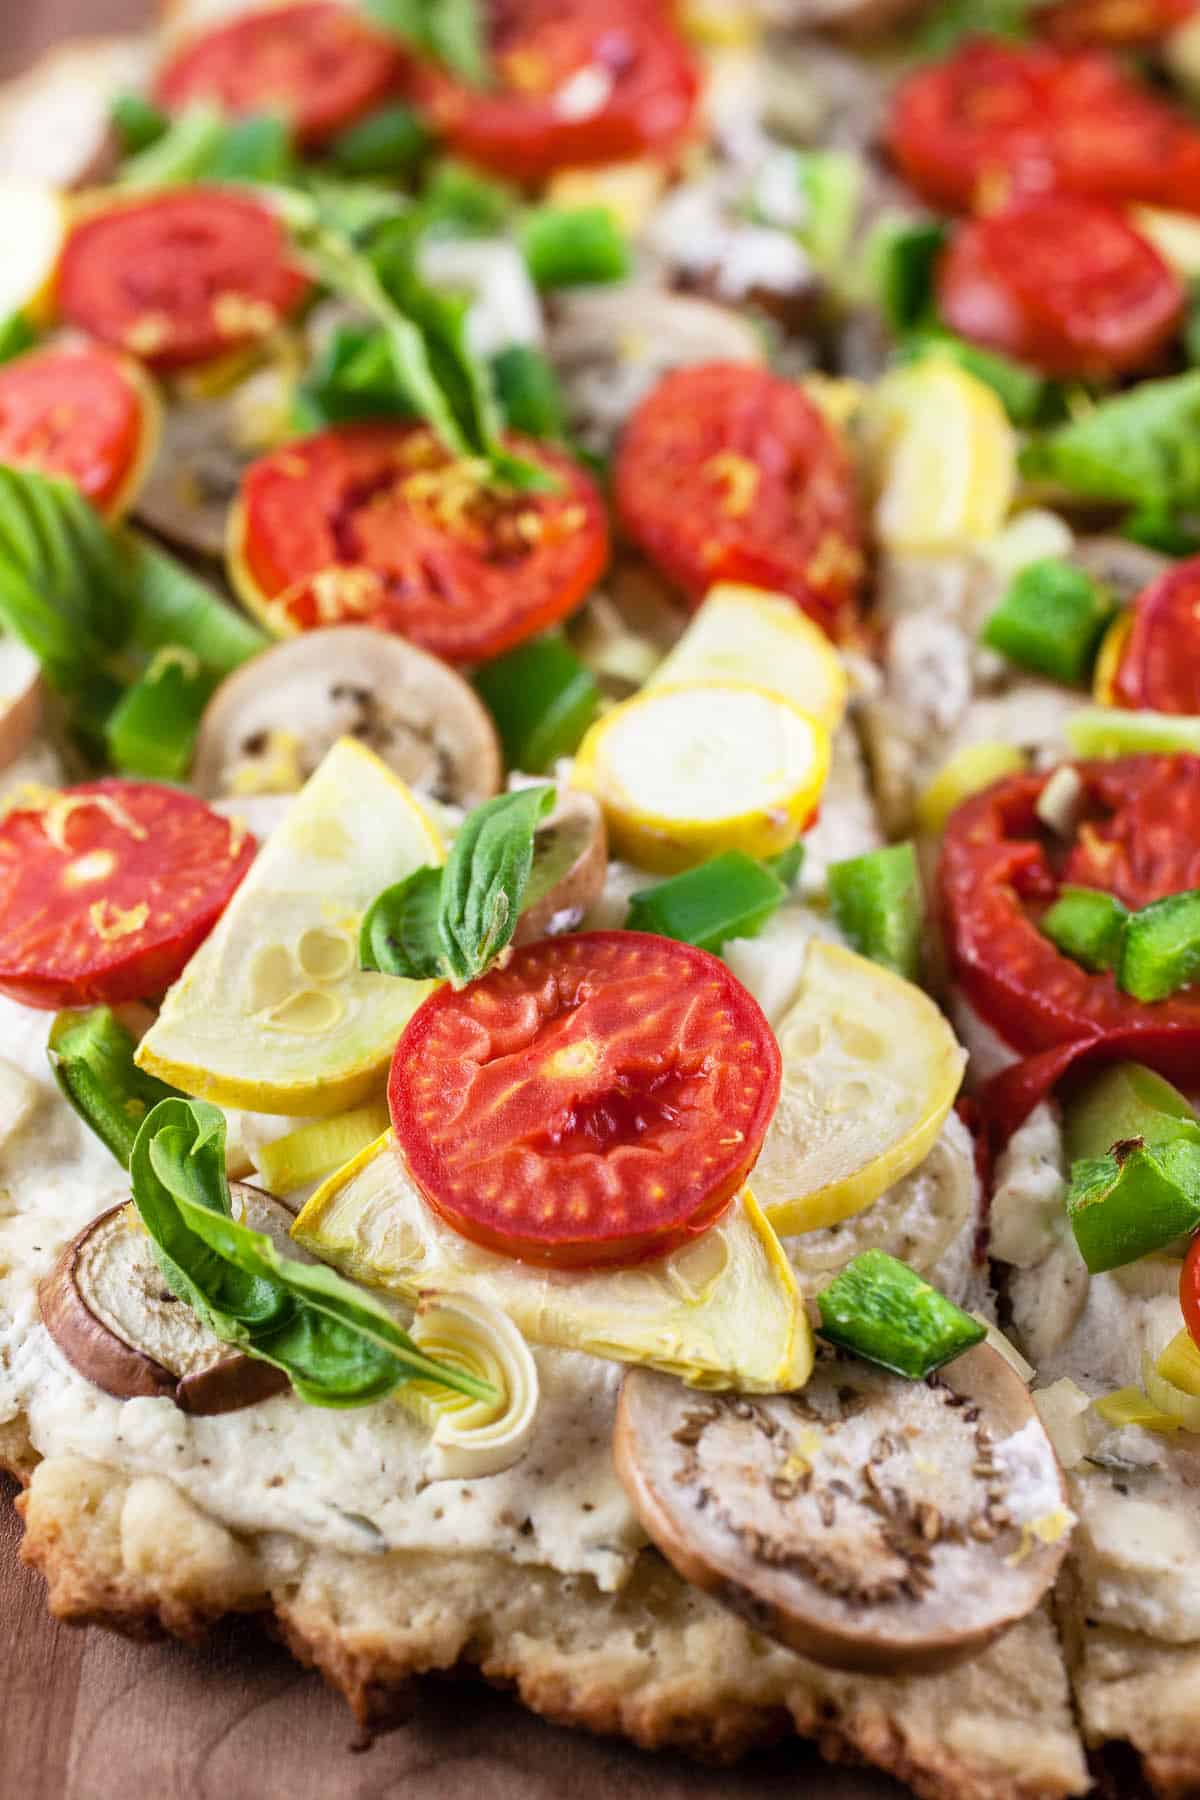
[0,5,901,1795]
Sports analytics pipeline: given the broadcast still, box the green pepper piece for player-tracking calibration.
[0,312,37,365]
[1067,1138,1200,1274]
[110,92,169,155]
[827,842,923,981]
[981,558,1116,686]
[492,344,566,440]
[765,841,806,890]
[625,853,787,955]
[1065,1061,1200,1165]
[48,1007,179,1169]
[474,634,600,773]
[104,649,219,781]
[1040,885,1128,973]
[520,205,630,289]
[420,159,515,238]
[816,1250,985,1380]
[869,218,947,333]
[329,103,430,176]
[1117,889,1200,1002]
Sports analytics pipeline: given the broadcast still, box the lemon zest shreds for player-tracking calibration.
[703,450,760,518]
[88,899,150,942]
[5,785,149,851]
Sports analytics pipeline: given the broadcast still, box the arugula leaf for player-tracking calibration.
[131,1098,497,1408]
[361,785,555,986]
[362,0,488,85]
[1019,372,1200,518]
[117,105,298,188]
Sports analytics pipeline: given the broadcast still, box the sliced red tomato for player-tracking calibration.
[886,37,1200,214]
[1182,1233,1200,1353]
[154,1,404,148]
[1037,0,1197,48]
[1112,557,1200,714]
[233,421,608,664]
[0,344,156,516]
[936,195,1183,380]
[389,930,782,1269]
[410,0,699,183]
[613,362,863,642]
[56,190,309,371]
[0,782,256,1008]
[941,757,1200,1068]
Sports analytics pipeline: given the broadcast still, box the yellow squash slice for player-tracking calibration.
[0,181,67,323]
[294,1134,812,1393]
[752,940,965,1236]
[572,679,830,873]
[866,358,1017,553]
[650,582,848,734]
[136,738,443,1115]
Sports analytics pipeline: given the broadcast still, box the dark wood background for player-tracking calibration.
[0,5,899,1793]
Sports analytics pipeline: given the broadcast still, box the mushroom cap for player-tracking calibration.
[514,791,608,946]
[38,1184,297,1416]
[614,1345,1071,1675]
[191,626,503,810]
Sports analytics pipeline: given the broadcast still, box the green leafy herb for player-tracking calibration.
[816,1250,985,1380]
[418,160,516,239]
[1064,1062,1200,1166]
[827,843,924,982]
[0,312,37,365]
[474,633,599,771]
[110,91,169,155]
[105,648,220,780]
[1020,371,1200,525]
[625,852,787,955]
[899,330,1051,427]
[765,842,806,890]
[117,105,298,188]
[867,217,946,334]
[913,0,1037,56]
[1041,886,1129,973]
[130,1098,497,1407]
[492,344,566,440]
[361,0,488,85]
[520,206,630,290]
[48,1007,180,1169]
[361,785,556,986]
[981,557,1116,685]
[293,323,417,431]
[328,103,430,176]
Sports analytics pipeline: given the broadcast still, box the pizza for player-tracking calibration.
[3,4,1200,1797]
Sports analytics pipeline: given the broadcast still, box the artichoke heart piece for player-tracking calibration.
[293,1133,812,1393]
[136,737,443,1115]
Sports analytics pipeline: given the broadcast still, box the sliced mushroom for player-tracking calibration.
[514,791,607,946]
[1071,536,1170,609]
[38,1185,298,1416]
[192,626,503,809]
[614,1345,1071,1675]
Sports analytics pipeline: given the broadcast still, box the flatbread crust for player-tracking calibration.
[7,1432,1088,1800]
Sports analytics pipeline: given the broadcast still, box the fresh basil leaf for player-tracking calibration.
[362,0,488,85]
[0,465,127,689]
[132,1098,497,1408]
[438,784,556,984]
[0,311,37,365]
[118,530,268,673]
[1020,371,1200,517]
[360,864,446,978]
[48,1006,180,1169]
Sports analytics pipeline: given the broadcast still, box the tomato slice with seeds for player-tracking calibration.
[936,195,1183,380]
[613,363,863,642]
[1182,1233,1200,1355]
[1038,0,1197,48]
[940,757,1200,1068]
[154,1,405,149]
[886,37,1200,215]
[389,930,782,1269]
[0,344,156,517]
[232,421,608,665]
[56,190,310,371]
[1112,557,1200,715]
[410,0,699,183]
[0,782,256,1009]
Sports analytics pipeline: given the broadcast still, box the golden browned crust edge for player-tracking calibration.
[5,1441,1090,1800]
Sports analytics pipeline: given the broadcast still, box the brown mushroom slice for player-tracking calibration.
[1070,536,1169,608]
[614,1345,1071,1676]
[514,792,607,945]
[191,626,502,809]
[38,1184,298,1415]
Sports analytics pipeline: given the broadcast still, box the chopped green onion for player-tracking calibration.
[328,103,430,176]
[981,558,1116,686]
[1067,1137,1200,1274]
[1117,890,1200,1002]
[104,647,219,781]
[868,218,947,334]
[1066,707,1200,759]
[1064,1061,1200,1166]
[625,852,787,955]
[1040,886,1128,973]
[816,1250,985,1380]
[0,312,37,365]
[520,205,630,290]
[48,1007,179,1169]
[474,634,600,773]
[827,842,923,982]
[110,92,169,155]
[492,344,566,440]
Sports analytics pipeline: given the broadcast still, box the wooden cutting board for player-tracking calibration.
[0,5,901,1794]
